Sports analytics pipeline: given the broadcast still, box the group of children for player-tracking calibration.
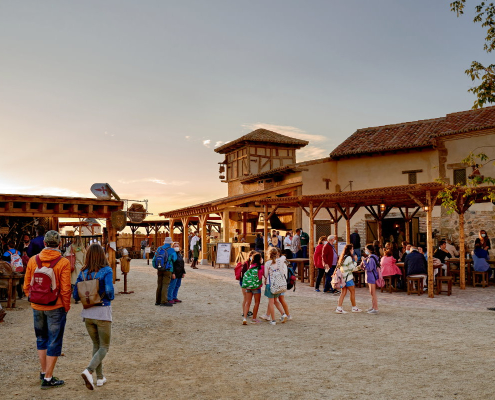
[237,248,293,325]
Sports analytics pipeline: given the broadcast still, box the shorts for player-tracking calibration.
[245,288,261,294]
[345,280,355,287]
[33,307,67,357]
[264,284,280,299]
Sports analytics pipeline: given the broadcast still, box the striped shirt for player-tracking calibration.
[340,256,357,282]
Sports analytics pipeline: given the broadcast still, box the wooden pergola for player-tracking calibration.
[259,182,495,298]
[0,194,123,281]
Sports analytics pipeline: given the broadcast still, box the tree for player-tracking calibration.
[451,1,495,108]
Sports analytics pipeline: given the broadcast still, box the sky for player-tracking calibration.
[0,0,491,217]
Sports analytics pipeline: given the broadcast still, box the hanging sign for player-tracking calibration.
[91,183,112,200]
[111,211,127,231]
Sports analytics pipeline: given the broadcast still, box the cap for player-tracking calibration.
[44,230,61,247]
[164,237,173,244]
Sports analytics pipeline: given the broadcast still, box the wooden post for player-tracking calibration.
[377,220,383,247]
[263,205,269,253]
[426,191,434,298]
[242,212,247,239]
[334,208,339,242]
[309,201,315,287]
[199,214,208,263]
[346,218,351,245]
[222,211,230,243]
[106,218,117,284]
[181,217,190,254]
[459,211,466,290]
[169,219,175,242]
[405,219,410,243]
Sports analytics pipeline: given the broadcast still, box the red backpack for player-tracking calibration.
[234,262,243,280]
[28,255,62,306]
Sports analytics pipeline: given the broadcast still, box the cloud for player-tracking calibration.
[297,146,328,162]
[0,185,86,198]
[185,136,191,140]
[203,139,211,148]
[214,141,224,148]
[118,178,189,186]
[242,123,327,143]
[104,131,115,137]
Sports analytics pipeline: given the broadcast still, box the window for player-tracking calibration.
[408,172,417,184]
[453,168,467,185]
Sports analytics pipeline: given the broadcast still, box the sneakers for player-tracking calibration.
[366,308,374,312]
[39,372,45,383]
[335,307,347,314]
[287,315,292,321]
[367,309,379,314]
[259,314,270,321]
[173,299,182,303]
[96,377,107,387]
[81,369,94,390]
[352,307,362,313]
[333,290,341,296]
[280,314,288,323]
[315,289,321,292]
[155,303,160,306]
[242,318,247,325]
[270,320,277,325]
[160,302,173,307]
[251,319,261,324]
[41,377,65,390]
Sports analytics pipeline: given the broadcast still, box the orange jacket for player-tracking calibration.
[23,248,72,312]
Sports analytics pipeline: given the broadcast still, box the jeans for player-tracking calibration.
[315,269,325,290]
[168,278,182,301]
[85,318,111,379]
[156,270,172,304]
[324,266,336,293]
[33,307,67,357]
[301,246,308,259]
[292,251,302,272]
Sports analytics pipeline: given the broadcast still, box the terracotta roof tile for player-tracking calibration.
[330,106,495,159]
[214,128,308,154]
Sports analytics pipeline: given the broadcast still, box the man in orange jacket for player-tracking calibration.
[24,230,71,389]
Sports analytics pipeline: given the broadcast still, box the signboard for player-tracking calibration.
[215,242,232,265]
[111,211,127,231]
[337,242,347,255]
[91,183,112,200]
[145,246,151,254]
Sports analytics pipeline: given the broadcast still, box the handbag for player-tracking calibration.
[375,267,385,288]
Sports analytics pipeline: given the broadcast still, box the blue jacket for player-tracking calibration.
[27,236,45,257]
[405,250,427,276]
[152,244,177,271]
[473,248,490,272]
[73,266,114,306]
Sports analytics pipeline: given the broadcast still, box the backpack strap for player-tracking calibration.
[35,255,62,269]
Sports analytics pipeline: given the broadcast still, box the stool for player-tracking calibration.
[436,276,453,296]
[353,270,365,288]
[472,271,488,288]
[407,277,424,296]
[381,276,396,293]
[449,269,460,285]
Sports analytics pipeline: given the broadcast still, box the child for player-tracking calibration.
[335,244,362,314]
[362,244,379,314]
[241,253,264,324]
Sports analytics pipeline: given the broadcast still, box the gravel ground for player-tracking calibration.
[2,258,495,400]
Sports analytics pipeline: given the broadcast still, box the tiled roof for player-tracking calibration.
[330,106,495,159]
[214,129,308,154]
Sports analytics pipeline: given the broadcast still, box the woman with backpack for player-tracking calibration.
[241,253,264,324]
[168,242,186,304]
[238,250,256,319]
[362,244,380,314]
[73,244,114,391]
[335,244,362,314]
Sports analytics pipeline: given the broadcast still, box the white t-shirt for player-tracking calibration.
[284,236,292,250]
[190,236,200,251]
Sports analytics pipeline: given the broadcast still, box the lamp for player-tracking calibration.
[380,203,386,212]
[424,206,429,212]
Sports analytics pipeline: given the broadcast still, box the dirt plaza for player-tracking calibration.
[2,259,495,400]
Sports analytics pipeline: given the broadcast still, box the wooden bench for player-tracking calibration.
[381,276,397,293]
[436,276,453,296]
[407,276,424,296]
[472,271,489,288]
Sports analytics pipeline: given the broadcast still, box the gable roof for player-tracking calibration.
[214,128,309,154]
[330,106,495,159]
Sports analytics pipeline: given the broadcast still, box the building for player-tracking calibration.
[161,106,495,253]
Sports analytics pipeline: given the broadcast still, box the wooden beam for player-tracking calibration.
[309,201,315,287]
[426,191,434,298]
[106,218,117,284]
[181,217,190,254]
[267,205,279,220]
[313,201,325,218]
[199,214,209,262]
[263,204,268,252]
[408,193,425,209]
[297,202,310,217]
[349,204,361,219]
[365,205,379,220]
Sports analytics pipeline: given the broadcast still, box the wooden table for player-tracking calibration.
[447,258,495,285]
[0,274,24,308]
[290,258,310,283]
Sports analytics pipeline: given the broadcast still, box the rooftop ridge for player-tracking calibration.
[354,116,445,132]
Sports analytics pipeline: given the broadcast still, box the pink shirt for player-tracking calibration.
[380,256,402,277]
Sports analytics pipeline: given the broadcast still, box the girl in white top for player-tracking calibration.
[335,244,362,314]
[260,248,291,324]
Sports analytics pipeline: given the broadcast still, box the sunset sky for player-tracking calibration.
[0,1,490,217]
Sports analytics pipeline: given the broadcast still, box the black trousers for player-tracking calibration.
[324,266,336,293]
[315,269,325,290]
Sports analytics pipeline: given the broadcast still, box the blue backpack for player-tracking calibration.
[153,246,176,271]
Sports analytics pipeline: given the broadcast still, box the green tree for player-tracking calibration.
[451,1,495,108]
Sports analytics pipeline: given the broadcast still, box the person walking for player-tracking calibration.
[70,236,86,304]
[168,242,186,304]
[153,237,177,306]
[335,244,362,314]
[314,236,327,292]
[23,230,71,389]
[290,229,302,272]
[140,238,148,259]
[242,252,264,325]
[262,248,286,325]
[322,235,340,295]
[190,232,200,269]
[362,244,379,314]
[73,244,114,390]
